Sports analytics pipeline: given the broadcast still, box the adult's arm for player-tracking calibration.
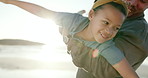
[0,0,56,19]
[113,58,139,78]
[113,14,148,78]
[100,41,139,78]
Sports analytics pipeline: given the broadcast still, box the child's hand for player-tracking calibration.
[77,10,86,15]
[0,0,17,4]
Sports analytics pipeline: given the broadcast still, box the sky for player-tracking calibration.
[0,0,94,44]
[0,0,148,44]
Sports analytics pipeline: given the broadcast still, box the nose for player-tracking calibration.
[129,0,138,6]
[105,28,114,37]
[124,0,137,7]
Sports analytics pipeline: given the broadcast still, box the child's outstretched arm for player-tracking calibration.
[113,58,139,78]
[0,0,56,19]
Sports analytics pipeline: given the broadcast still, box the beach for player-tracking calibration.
[0,45,147,78]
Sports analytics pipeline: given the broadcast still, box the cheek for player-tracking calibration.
[92,25,103,34]
[92,20,104,30]
[111,32,118,38]
[90,22,101,31]
[89,18,105,34]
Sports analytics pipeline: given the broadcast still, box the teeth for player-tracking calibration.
[100,33,105,38]
[100,33,108,39]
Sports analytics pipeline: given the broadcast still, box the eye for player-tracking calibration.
[115,27,120,31]
[103,21,109,25]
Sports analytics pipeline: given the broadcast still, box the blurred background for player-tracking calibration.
[0,0,148,78]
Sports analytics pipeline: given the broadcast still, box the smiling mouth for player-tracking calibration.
[100,33,109,39]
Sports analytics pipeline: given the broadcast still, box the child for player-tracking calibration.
[0,0,139,78]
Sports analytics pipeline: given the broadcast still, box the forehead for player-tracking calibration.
[96,5,125,23]
[124,0,148,3]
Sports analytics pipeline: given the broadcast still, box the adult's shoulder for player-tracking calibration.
[113,12,148,64]
[116,13,148,42]
[121,13,147,31]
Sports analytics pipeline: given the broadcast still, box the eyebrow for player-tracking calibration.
[140,0,148,3]
[105,18,121,26]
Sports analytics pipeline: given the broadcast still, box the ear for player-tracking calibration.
[88,9,95,20]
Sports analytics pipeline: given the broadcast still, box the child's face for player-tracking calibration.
[88,4,126,43]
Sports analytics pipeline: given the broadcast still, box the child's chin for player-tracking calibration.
[96,40,104,43]
[98,39,109,43]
